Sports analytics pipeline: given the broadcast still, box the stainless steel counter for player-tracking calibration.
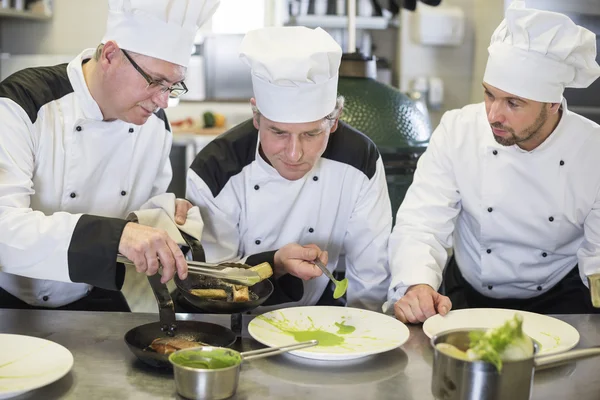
[2,310,600,400]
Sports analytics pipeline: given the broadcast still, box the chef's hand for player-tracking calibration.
[274,243,328,280]
[394,284,452,324]
[118,222,188,283]
[174,198,193,225]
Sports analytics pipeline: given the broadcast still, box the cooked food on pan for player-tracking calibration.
[190,289,228,299]
[186,262,272,303]
[248,262,273,281]
[148,337,208,355]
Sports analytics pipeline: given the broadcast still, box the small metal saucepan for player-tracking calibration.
[169,340,318,400]
[124,274,237,369]
[431,329,600,400]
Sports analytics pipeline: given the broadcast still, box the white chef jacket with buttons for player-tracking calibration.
[0,49,173,307]
[186,120,392,312]
[386,101,600,309]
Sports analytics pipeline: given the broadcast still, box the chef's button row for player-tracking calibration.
[74,125,135,133]
[490,150,566,167]
[67,191,128,198]
[253,176,319,191]
[485,207,555,222]
[485,285,544,291]
[253,228,316,245]
[484,248,551,258]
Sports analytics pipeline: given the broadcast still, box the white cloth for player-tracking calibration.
[239,26,342,123]
[102,0,220,67]
[0,49,173,307]
[483,0,600,103]
[186,121,391,312]
[384,100,600,312]
[129,193,204,246]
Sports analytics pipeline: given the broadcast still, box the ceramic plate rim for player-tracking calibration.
[0,334,74,399]
[248,306,410,361]
[422,308,580,355]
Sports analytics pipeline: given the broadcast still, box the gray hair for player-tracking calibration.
[252,95,345,126]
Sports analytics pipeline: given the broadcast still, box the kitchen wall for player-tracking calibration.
[397,0,504,127]
[0,0,247,124]
[1,0,108,54]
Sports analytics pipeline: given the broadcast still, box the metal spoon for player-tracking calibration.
[313,259,348,299]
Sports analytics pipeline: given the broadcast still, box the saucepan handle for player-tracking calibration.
[534,347,600,371]
[241,340,318,361]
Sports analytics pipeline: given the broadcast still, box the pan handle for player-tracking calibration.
[241,340,318,361]
[534,347,600,370]
[147,274,177,336]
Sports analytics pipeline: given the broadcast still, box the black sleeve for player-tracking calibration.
[67,214,128,291]
[247,250,304,305]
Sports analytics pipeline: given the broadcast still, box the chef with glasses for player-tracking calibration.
[0,0,219,311]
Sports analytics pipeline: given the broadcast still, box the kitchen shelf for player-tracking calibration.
[0,8,51,20]
[287,15,391,30]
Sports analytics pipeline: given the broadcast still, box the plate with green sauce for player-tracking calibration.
[423,308,580,356]
[248,306,409,361]
[0,334,74,399]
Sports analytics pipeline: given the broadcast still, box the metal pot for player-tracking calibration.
[169,340,318,400]
[431,329,600,400]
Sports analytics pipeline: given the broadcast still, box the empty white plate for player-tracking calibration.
[248,306,410,361]
[423,308,580,355]
[0,334,73,399]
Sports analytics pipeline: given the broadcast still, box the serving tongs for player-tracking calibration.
[117,254,261,286]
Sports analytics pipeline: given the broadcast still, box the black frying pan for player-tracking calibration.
[124,274,237,369]
[174,273,274,313]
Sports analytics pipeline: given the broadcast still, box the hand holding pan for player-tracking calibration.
[124,274,236,369]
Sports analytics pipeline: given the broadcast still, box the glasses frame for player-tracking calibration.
[121,49,188,99]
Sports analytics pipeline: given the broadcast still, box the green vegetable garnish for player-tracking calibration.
[467,314,533,372]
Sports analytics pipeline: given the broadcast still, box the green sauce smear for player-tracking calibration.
[169,349,241,370]
[288,329,345,346]
[257,313,357,347]
[335,321,356,335]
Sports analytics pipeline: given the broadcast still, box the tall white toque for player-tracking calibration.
[239,26,343,123]
[102,0,220,67]
[484,0,600,103]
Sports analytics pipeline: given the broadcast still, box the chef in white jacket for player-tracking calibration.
[184,27,392,311]
[0,0,219,311]
[387,1,600,323]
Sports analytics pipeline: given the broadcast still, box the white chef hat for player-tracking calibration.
[239,26,342,123]
[483,0,600,103]
[102,0,220,67]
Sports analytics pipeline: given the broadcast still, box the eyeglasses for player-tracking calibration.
[121,49,188,99]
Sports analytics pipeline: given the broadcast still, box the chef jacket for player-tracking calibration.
[186,120,392,311]
[0,49,173,307]
[385,101,600,310]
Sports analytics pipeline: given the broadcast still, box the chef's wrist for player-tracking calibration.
[273,249,286,278]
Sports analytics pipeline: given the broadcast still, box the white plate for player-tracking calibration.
[422,308,580,355]
[248,306,410,361]
[0,334,74,399]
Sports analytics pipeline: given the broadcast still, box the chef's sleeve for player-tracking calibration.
[343,156,393,311]
[383,113,462,313]
[0,99,127,290]
[577,183,600,281]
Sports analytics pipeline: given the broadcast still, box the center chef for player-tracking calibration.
[184,26,392,311]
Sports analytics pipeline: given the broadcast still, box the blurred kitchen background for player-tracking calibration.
[1,0,598,311]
